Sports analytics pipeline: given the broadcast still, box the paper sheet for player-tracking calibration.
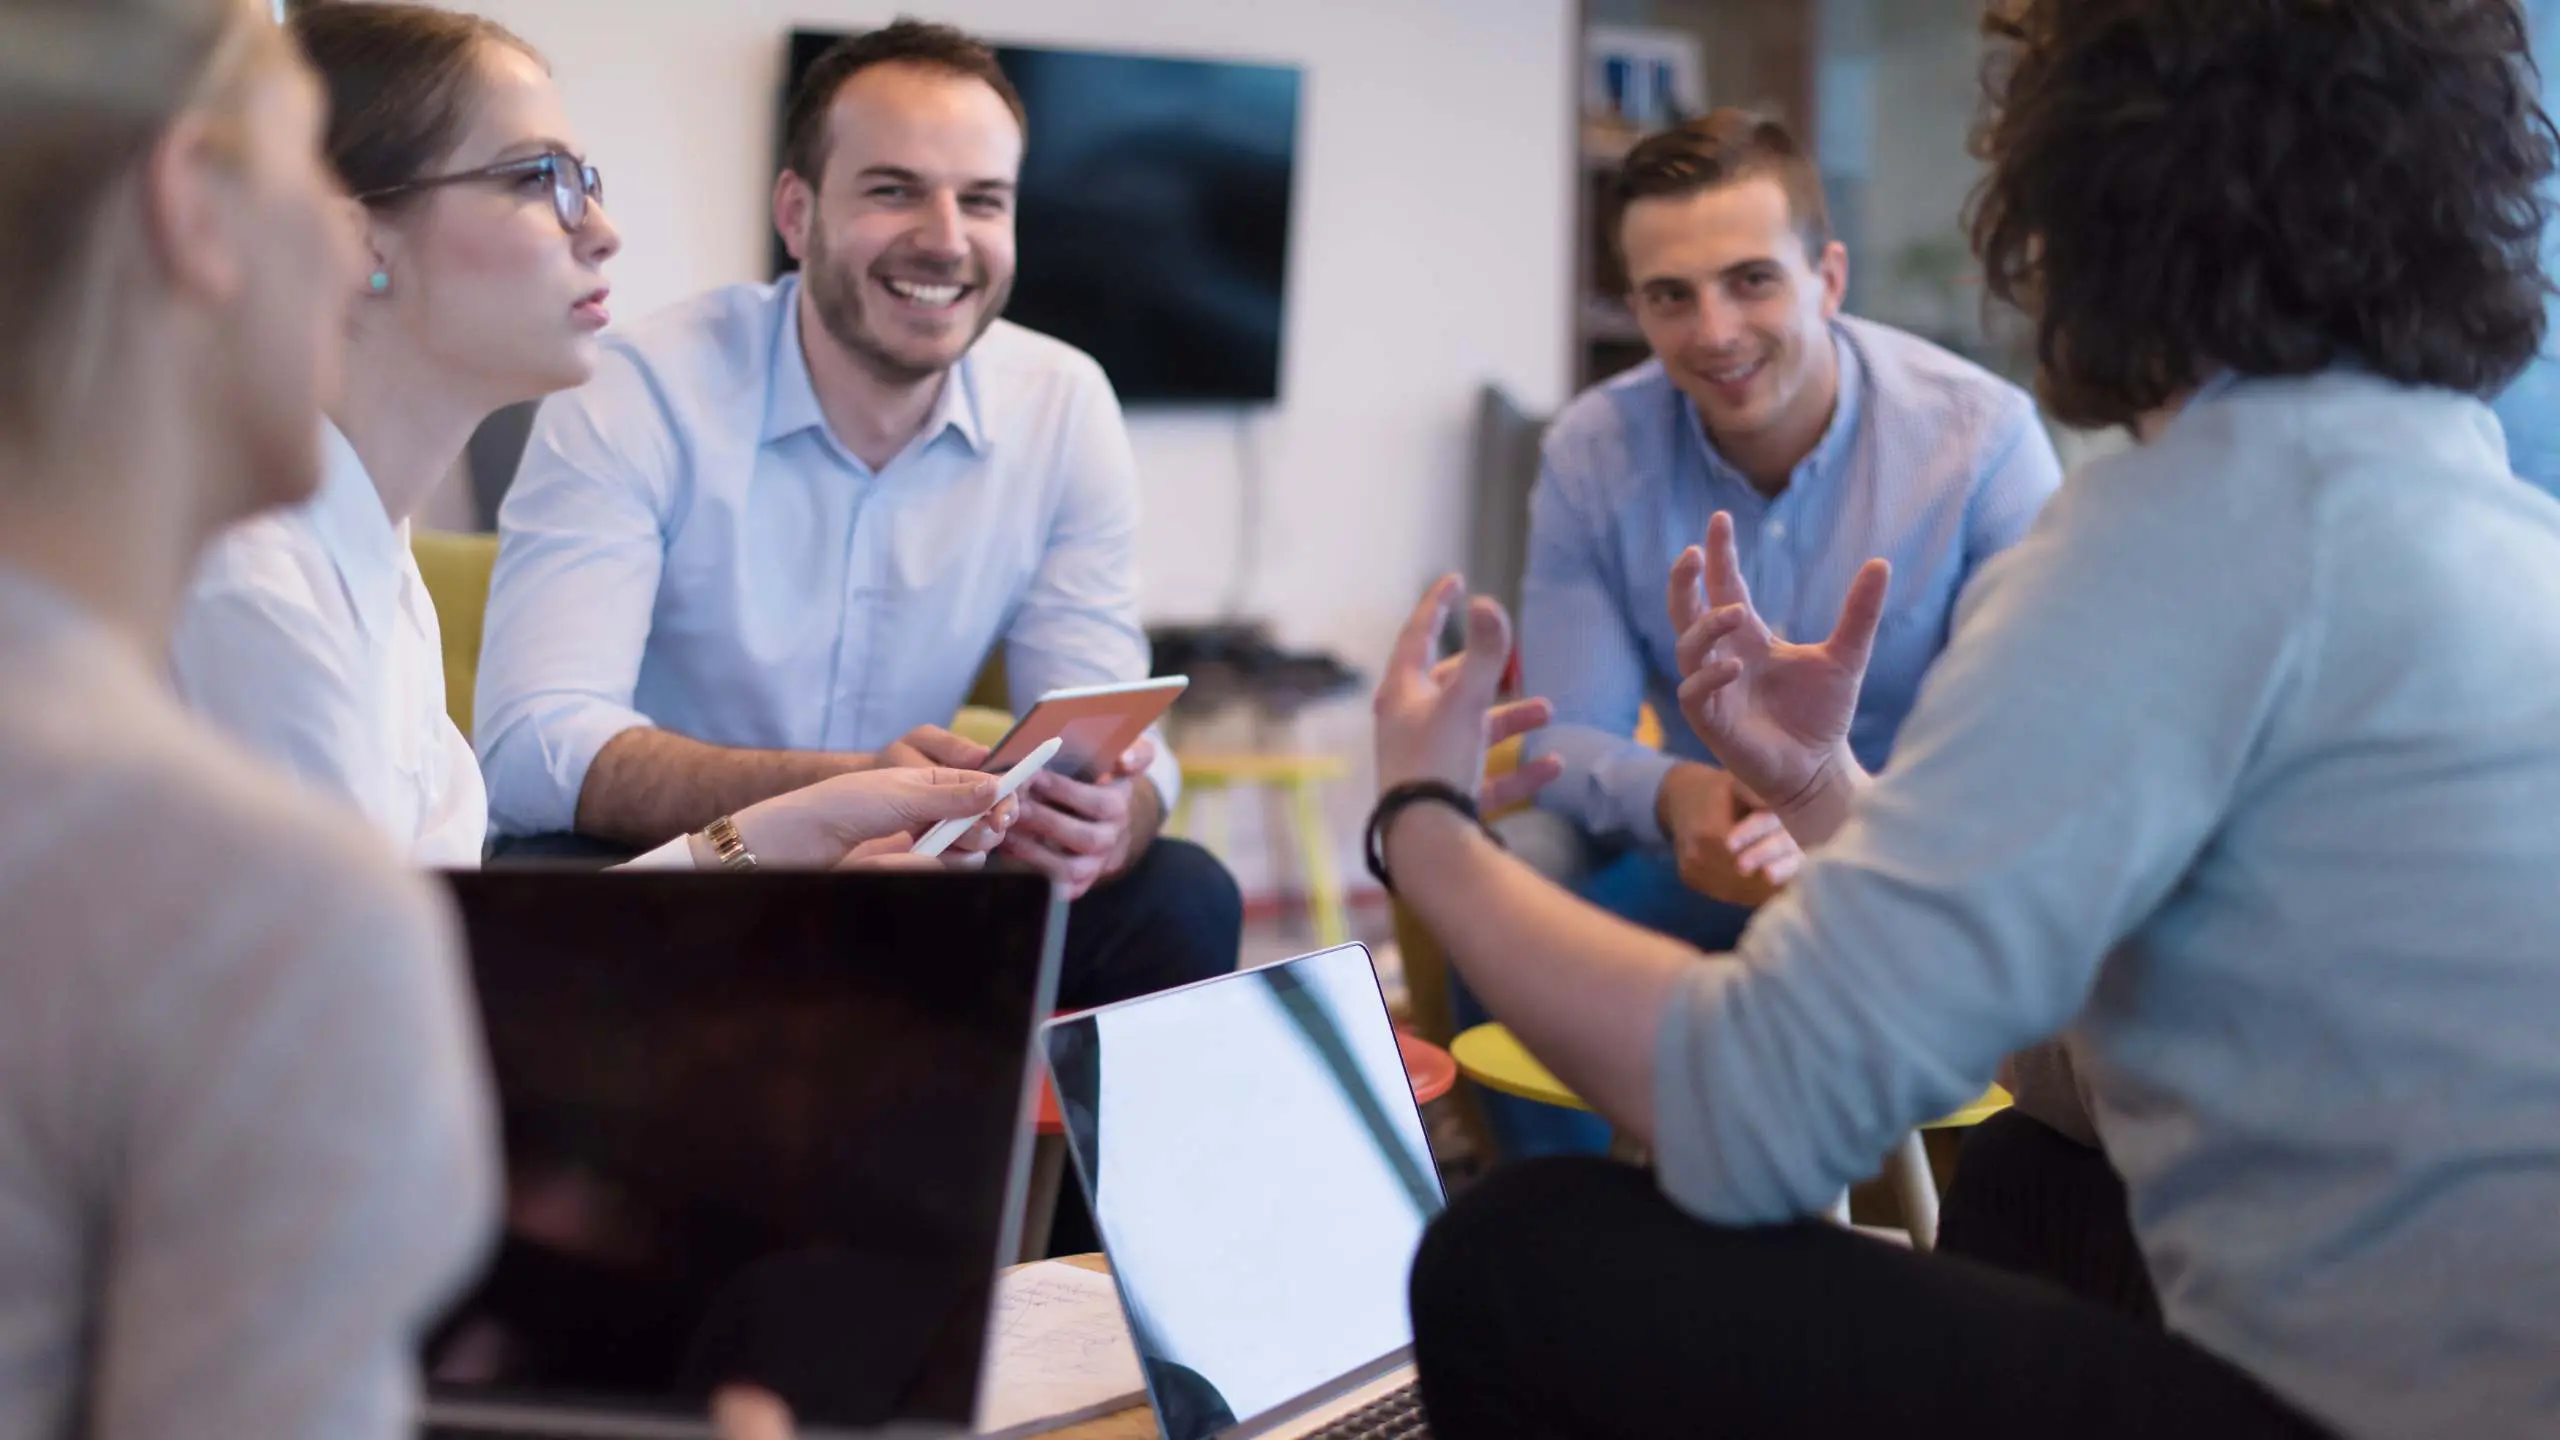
[975,1261,1149,1436]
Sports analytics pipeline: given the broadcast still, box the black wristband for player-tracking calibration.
[1364,780,1502,895]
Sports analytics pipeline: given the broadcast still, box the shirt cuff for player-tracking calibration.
[1141,725,1181,812]
[479,700,653,837]
[1532,731,1682,848]
[620,835,696,870]
[1608,746,1683,847]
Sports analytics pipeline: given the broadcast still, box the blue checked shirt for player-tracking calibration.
[1522,315,2062,846]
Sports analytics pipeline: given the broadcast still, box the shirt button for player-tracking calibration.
[1768,520,1789,541]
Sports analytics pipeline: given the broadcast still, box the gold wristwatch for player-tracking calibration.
[700,814,758,871]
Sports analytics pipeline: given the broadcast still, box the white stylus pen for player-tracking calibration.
[908,737,1064,859]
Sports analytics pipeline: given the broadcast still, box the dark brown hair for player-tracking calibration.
[286,0,540,203]
[779,18,1026,189]
[1614,109,1832,259]
[1968,0,2557,430]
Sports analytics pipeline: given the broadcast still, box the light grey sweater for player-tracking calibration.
[0,569,497,1439]
[1653,371,2560,1437]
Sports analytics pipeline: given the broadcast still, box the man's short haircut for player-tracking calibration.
[779,18,1026,189]
[1968,0,2557,430]
[1613,109,1834,261]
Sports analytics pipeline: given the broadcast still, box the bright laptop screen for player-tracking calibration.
[1044,945,1442,1439]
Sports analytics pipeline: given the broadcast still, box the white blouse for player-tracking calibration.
[172,423,687,869]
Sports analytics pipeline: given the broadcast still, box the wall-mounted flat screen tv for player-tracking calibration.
[778,31,1301,405]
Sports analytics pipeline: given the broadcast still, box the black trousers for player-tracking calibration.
[488,832,1241,1013]
[1937,1108,2161,1323]
[1048,834,1242,1011]
[1408,1158,2330,1440]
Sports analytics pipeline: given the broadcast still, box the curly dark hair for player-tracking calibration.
[1967,0,2558,430]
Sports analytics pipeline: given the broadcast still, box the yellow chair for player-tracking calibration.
[1453,1021,2010,1247]
[949,707,1014,750]
[410,530,499,740]
[1171,753,1354,948]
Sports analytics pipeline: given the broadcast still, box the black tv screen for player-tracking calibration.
[779,32,1301,404]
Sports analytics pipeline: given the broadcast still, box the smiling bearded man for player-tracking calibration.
[472,19,1241,1021]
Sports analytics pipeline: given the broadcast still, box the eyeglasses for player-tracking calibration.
[358,150,605,234]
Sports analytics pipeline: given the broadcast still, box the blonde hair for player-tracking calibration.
[0,0,291,448]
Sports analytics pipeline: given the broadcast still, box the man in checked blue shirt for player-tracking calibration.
[473,22,1241,1012]
[1476,111,2062,1156]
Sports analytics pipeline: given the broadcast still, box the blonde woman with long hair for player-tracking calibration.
[0,1,494,1434]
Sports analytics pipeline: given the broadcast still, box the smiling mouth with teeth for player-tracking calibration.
[882,277,969,309]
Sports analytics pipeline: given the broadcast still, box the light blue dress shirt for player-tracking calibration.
[1521,315,2062,846]
[1655,371,2560,1436]
[475,276,1177,837]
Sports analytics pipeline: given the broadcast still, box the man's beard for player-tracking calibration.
[802,224,1011,387]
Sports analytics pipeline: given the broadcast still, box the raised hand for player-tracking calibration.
[1374,576,1564,814]
[1665,511,1889,808]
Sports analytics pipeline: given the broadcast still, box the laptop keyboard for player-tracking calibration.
[1306,1380,1432,1439]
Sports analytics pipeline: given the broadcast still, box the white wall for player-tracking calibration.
[467,0,1578,669]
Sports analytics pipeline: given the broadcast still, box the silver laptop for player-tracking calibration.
[424,869,1065,1440]
[1041,944,1441,1440]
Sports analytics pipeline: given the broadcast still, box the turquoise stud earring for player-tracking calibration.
[368,270,390,293]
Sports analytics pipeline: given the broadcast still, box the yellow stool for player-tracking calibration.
[1172,753,1353,949]
[1452,1022,2011,1248]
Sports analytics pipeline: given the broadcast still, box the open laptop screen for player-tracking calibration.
[1044,945,1442,1439]
[428,870,1063,1437]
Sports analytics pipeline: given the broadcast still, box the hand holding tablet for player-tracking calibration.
[983,677,1188,781]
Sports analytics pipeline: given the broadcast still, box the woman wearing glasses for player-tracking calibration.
[172,2,1010,871]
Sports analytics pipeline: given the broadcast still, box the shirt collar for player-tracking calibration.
[761,273,989,462]
[302,420,406,642]
[1685,320,1865,504]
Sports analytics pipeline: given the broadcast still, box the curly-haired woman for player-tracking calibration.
[1373,1,2560,1434]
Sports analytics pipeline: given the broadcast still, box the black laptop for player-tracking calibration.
[424,870,1065,1439]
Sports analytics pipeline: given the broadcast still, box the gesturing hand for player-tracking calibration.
[1666,511,1889,809]
[1373,575,1563,814]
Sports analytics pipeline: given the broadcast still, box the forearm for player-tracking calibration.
[575,727,872,847]
[1772,741,1871,849]
[1385,804,1695,1145]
